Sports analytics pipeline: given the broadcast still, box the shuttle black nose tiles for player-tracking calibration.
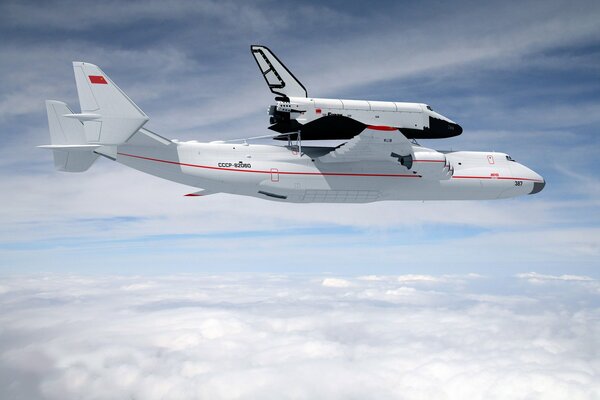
[447,121,463,136]
[400,117,462,139]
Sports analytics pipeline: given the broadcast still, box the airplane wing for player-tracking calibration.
[318,126,454,180]
[251,45,307,98]
[318,126,414,166]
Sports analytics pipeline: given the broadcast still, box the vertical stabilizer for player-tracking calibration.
[47,100,87,146]
[251,45,307,99]
[43,100,99,172]
[72,62,149,144]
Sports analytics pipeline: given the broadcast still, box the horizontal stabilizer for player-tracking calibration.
[46,100,86,146]
[38,144,101,151]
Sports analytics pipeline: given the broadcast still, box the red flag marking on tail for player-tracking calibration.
[89,75,108,84]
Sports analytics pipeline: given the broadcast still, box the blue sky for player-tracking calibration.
[0,0,599,276]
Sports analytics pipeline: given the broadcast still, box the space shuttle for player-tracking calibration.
[250,45,462,141]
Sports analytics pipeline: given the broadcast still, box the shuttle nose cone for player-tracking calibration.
[428,116,462,138]
[451,121,463,135]
[529,179,546,195]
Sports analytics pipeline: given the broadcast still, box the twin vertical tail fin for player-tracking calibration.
[40,62,149,172]
[42,100,100,172]
[71,62,148,145]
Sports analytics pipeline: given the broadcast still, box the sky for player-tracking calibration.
[0,0,599,276]
[0,0,599,398]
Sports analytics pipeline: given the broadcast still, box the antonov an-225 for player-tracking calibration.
[40,45,545,203]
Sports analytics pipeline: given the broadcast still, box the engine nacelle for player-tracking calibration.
[411,151,453,180]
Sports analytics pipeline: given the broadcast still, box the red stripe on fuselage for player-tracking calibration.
[117,152,543,182]
[117,152,419,178]
[452,175,543,182]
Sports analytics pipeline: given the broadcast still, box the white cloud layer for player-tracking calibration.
[0,273,598,399]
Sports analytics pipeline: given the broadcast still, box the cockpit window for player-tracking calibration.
[506,155,516,162]
[426,105,433,111]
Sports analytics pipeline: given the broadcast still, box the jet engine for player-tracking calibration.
[409,151,453,180]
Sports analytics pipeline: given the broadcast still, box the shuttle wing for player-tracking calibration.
[318,126,414,165]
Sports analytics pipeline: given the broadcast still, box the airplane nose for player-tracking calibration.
[529,179,545,195]
[428,116,462,138]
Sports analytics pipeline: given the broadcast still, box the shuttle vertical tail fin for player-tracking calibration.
[251,45,307,99]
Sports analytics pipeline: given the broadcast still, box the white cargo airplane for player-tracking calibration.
[40,46,544,202]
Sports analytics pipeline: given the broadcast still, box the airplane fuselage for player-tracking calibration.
[116,135,545,203]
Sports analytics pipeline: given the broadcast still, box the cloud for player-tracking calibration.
[516,272,594,282]
[321,278,353,288]
[0,0,283,33]
[515,273,600,294]
[0,273,598,399]
[396,274,443,283]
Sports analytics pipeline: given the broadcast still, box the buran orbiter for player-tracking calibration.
[40,45,545,202]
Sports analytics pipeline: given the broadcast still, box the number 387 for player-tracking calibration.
[514,181,523,186]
